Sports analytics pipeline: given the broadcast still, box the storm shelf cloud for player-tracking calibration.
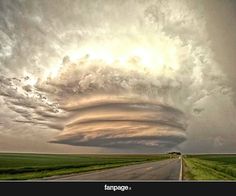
[51,96,187,149]
[0,0,236,153]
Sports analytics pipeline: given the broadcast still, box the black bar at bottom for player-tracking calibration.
[0,182,235,195]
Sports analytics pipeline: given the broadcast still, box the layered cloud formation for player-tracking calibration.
[0,56,188,150]
[0,0,235,152]
[0,51,229,151]
[52,96,186,148]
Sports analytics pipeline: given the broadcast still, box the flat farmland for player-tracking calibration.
[183,154,236,180]
[0,153,169,180]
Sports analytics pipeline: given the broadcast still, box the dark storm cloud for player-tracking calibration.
[51,135,185,149]
[0,65,187,151]
[51,97,186,149]
[0,0,235,153]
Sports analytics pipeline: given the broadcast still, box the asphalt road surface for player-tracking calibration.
[48,158,181,181]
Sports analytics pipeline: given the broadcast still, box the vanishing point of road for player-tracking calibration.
[47,158,182,181]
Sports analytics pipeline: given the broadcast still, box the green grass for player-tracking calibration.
[0,153,170,180]
[183,154,236,180]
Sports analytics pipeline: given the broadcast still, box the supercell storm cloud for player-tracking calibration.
[0,0,236,153]
[0,56,188,149]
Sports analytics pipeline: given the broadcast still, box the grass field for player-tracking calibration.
[183,154,236,180]
[0,153,170,180]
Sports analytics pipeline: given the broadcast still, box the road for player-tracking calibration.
[48,158,182,181]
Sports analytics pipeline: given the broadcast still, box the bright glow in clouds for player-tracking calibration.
[65,33,181,74]
[0,0,235,153]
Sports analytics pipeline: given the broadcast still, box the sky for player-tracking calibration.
[0,0,236,153]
